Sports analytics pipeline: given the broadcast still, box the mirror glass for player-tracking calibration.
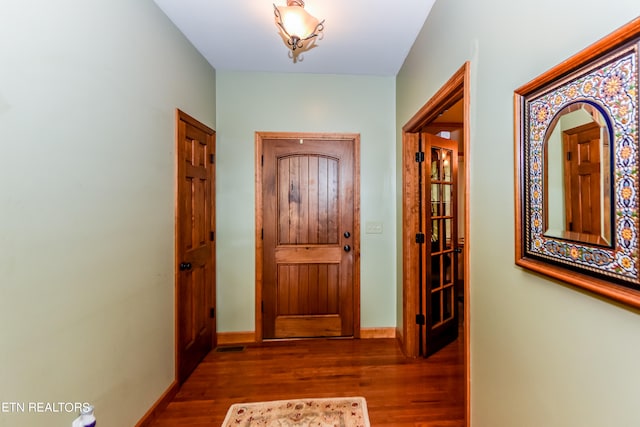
[543,102,612,246]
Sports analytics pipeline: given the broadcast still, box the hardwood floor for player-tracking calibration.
[148,335,464,426]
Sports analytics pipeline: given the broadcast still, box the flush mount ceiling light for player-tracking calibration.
[273,0,325,52]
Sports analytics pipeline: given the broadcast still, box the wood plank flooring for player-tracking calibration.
[149,336,464,426]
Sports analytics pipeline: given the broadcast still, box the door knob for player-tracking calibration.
[179,262,192,271]
[344,245,351,252]
[344,231,351,238]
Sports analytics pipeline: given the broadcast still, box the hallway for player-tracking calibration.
[149,337,464,426]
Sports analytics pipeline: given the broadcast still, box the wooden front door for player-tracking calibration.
[259,133,359,339]
[563,122,602,236]
[176,110,216,384]
[420,133,459,357]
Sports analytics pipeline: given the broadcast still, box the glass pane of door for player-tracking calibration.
[431,290,442,324]
[431,148,441,180]
[444,252,453,283]
[443,286,453,321]
[443,184,452,216]
[431,219,440,250]
[431,255,441,290]
[444,218,453,250]
[443,149,453,181]
[431,183,440,216]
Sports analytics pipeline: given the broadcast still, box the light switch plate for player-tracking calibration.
[365,221,383,234]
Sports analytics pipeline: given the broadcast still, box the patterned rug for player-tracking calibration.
[221,396,370,427]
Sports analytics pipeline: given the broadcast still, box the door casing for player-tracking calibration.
[400,62,470,426]
[255,131,361,341]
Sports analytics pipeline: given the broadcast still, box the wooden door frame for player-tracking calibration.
[400,62,470,426]
[255,131,361,342]
[174,109,216,384]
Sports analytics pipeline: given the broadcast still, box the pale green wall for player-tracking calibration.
[0,1,216,426]
[397,1,640,426]
[216,71,396,332]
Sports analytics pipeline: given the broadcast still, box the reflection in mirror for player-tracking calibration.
[544,102,612,246]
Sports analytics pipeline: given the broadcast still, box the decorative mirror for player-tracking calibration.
[514,17,640,308]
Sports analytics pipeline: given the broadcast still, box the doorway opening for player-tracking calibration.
[400,62,470,425]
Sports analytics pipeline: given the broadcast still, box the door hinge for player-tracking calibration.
[416,314,425,325]
[566,151,572,161]
[261,228,264,240]
[415,151,425,163]
[261,155,264,166]
[210,153,215,164]
[415,233,426,244]
[210,308,215,318]
[261,301,264,313]
[210,231,215,241]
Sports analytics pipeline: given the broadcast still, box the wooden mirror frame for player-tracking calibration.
[514,17,640,308]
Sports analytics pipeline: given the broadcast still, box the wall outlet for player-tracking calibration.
[365,221,383,234]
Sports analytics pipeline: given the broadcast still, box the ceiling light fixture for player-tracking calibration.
[273,0,325,52]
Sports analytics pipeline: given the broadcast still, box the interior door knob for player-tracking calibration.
[343,245,351,252]
[179,262,192,271]
[344,231,351,238]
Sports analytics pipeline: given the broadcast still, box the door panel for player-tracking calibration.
[262,136,357,339]
[277,155,340,245]
[176,110,216,384]
[421,133,459,357]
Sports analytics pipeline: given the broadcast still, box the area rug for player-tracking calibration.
[221,396,370,427]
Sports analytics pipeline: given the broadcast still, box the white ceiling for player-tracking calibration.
[152,0,436,76]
